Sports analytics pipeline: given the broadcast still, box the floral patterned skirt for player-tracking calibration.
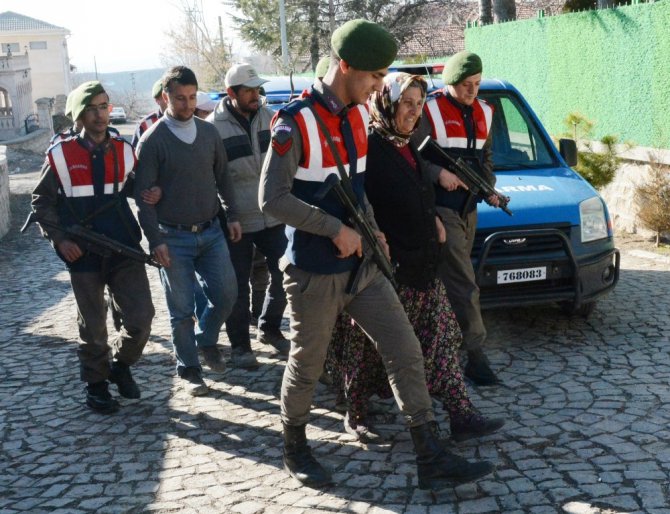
[326,278,474,420]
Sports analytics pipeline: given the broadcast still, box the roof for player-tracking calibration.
[0,11,68,33]
[399,0,566,59]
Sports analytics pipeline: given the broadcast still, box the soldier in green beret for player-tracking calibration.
[32,81,156,414]
[131,78,168,147]
[260,20,493,490]
[417,50,503,387]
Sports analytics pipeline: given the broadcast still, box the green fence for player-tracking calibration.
[465,0,670,148]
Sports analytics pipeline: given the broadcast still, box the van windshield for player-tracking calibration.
[479,91,556,171]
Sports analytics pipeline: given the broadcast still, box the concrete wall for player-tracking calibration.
[600,148,670,239]
[0,145,9,239]
[1,128,51,154]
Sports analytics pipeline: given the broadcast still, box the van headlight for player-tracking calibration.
[580,197,608,243]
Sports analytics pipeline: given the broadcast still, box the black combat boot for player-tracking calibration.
[410,421,494,489]
[109,360,141,399]
[85,381,120,414]
[282,423,333,488]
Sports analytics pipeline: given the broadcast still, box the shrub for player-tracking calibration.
[635,154,670,246]
[561,112,630,190]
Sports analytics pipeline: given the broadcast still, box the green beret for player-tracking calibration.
[64,90,74,119]
[442,51,483,85]
[70,81,107,121]
[331,19,397,71]
[314,56,330,79]
[151,79,163,99]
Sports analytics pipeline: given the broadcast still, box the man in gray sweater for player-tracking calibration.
[208,63,288,369]
[135,66,241,396]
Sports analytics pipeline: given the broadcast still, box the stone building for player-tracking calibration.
[0,11,71,138]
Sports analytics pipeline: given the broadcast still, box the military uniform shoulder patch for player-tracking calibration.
[271,124,293,156]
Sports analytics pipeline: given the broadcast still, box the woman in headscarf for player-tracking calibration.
[326,72,504,444]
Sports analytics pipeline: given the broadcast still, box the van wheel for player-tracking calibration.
[560,301,596,318]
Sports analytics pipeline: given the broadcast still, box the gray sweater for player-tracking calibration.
[134,117,238,249]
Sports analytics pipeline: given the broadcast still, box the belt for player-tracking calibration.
[159,218,216,233]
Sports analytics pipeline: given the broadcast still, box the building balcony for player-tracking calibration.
[0,53,30,71]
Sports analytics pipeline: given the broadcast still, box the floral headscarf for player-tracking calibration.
[369,72,428,147]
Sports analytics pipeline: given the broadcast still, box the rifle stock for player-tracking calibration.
[418,136,512,216]
[21,212,161,268]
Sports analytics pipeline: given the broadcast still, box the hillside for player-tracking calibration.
[73,68,164,117]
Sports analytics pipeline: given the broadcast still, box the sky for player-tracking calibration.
[3,0,241,73]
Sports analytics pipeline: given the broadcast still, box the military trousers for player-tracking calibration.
[437,206,487,353]
[70,259,155,384]
[280,259,434,427]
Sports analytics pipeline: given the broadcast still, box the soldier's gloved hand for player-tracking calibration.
[332,225,362,258]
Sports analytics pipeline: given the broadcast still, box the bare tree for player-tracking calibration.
[162,0,230,90]
[479,0,493,25]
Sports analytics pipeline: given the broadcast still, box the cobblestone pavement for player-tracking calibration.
[2,167,670,514]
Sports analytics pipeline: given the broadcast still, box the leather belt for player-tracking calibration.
[159,218,215,233]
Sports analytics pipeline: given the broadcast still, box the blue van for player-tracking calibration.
[469,79,619,317]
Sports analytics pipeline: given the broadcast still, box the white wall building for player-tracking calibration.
[0,11,71,110]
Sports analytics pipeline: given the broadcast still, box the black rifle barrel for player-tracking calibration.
[21,212,161,268]
[418,136,513,216]
[321,175,398,290]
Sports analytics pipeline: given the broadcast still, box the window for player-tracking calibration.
[480,92,555,170]
[29,41,47,50]
[0,87,12,117]
[1,43,20,54]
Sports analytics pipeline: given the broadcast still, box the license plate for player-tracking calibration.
[497,266,547,284]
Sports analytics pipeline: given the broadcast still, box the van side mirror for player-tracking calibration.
[559,138,578,167]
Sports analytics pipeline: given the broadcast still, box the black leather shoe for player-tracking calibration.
[283,423,333,488]
[464,350,501,386]
[85,381,120,414]
[450,411,505,442]
[109,360,141,399]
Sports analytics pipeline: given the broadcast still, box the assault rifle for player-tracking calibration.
[418,136,513,216]
[21,212,161,268]
[318,174,398,291]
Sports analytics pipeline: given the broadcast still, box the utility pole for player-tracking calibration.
[279,0,289,69]
[94,56,98,80]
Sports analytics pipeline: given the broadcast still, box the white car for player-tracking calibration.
[109,106,127,124]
